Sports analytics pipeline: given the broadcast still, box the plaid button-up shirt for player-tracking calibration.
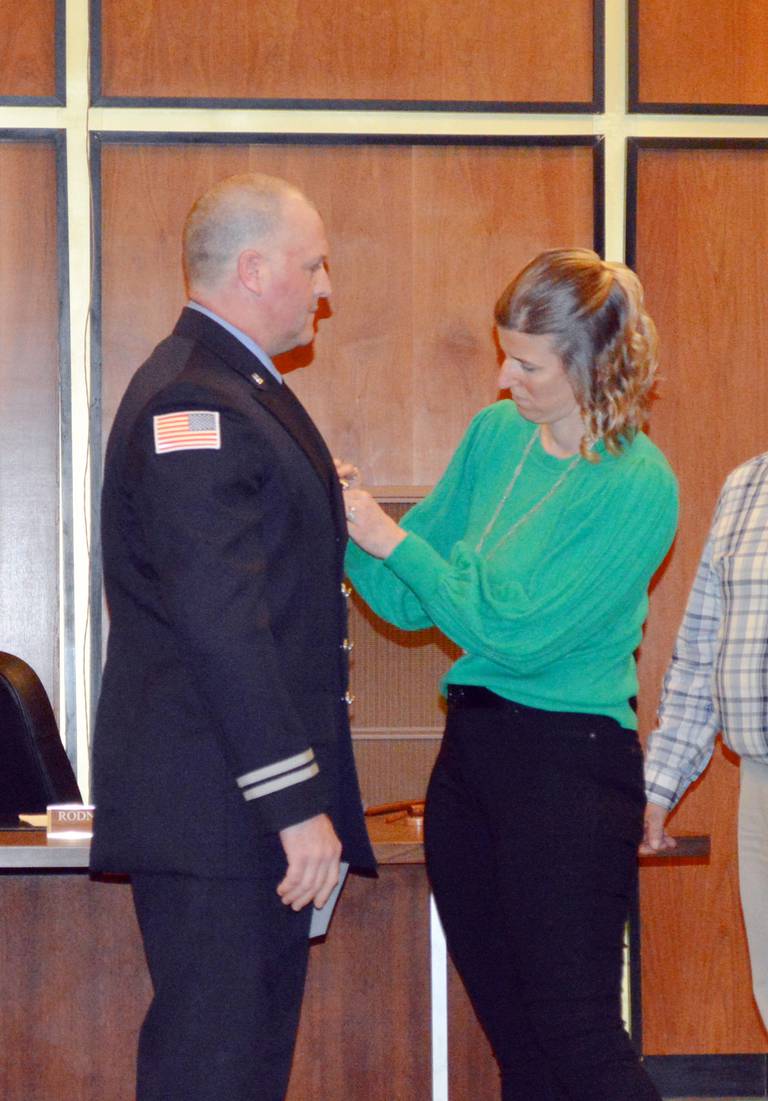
[645,453,768,808]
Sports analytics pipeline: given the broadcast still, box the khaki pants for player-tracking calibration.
[738,757,768,1030]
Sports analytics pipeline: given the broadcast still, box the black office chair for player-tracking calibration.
[0,651,82,817]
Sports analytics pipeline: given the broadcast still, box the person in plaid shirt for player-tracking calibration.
[643,452,768,1026]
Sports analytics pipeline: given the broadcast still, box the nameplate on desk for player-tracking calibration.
[46,804,95,840]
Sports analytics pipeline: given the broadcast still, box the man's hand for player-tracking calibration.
[277,813,342,911]
[639,800,677,855]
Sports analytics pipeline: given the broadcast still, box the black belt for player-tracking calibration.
[447,685,528,712]
[446,684,632,737]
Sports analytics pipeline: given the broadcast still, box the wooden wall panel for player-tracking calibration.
[635,0,768,108]
[98,0,594,106]
[632,144,768,1053]
[409,145,595,481]
[0,141,60,710]
[100,142,415,483]
[100,141,596,487]
[351,738,441,808]
[0,1,57,99]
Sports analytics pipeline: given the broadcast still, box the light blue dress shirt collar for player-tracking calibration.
[187,301,283,385]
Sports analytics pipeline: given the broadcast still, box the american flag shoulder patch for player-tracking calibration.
[153,410,221,454]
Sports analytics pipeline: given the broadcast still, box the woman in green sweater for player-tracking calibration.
[343,249,677,1101]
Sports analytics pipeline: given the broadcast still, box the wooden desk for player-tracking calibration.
[0,828,89,867]
[0,831,150,1101]
[0,826,709,1101]
[0,828,452,1101]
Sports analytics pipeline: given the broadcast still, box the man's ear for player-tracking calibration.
[238,248,265,294]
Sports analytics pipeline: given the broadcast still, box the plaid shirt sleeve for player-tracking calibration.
[644,528,723,809]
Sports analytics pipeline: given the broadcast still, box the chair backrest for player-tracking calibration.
[0,651,81,816]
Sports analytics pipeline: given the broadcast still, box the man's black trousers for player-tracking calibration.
[131,844,311,1101]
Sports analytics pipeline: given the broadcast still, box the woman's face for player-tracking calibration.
[497,328,581,429]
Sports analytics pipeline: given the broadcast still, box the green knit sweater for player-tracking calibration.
[345,401,678,729]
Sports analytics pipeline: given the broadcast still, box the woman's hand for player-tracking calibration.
[334,457,360,488]
[343,487,407,560]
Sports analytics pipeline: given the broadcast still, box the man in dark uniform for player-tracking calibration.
[90,173,375,1101]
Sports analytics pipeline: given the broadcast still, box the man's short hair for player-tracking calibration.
[183,173,304,290]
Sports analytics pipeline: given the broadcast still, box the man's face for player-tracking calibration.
[259,196,332,356]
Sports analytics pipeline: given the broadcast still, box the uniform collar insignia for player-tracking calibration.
[250,372,265,386]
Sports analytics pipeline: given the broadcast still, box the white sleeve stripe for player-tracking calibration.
[237,748,315,789]
[242,762,320,801]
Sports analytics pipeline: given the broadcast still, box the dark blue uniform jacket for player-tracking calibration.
[90,308,375,878]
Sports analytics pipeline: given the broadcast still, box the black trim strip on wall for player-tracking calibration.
[626,0,641,114]
[624,137,641,270]
[90,0,604,113]
[88,129,603,703]
[593,134,605,258]
[0,129,74,770]
[54,0,66,104]
[632,102,768,117]
[645,1055,768,1098]
[627,0,768,115]
[91,131,603,149]
[0,0,66,107]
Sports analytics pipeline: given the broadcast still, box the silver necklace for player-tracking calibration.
[475,427,581,560]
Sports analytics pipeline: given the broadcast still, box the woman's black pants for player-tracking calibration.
[424,686,661,1101]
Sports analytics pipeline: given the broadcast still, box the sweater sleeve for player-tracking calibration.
[382,454,678,675]
[345,409,484,629]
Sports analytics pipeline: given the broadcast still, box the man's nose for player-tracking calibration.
[317,267,332,298]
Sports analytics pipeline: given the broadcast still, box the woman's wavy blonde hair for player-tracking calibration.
[494,248,658,460]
